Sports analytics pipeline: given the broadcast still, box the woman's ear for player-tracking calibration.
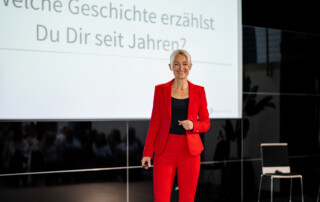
[189,63,192,70]
[169,64,172,71]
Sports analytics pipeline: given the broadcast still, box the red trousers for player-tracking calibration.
[153,134,201,202]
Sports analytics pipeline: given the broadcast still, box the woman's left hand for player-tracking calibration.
[178,120,194,131]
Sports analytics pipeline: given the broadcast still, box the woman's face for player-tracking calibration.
[170,54,192,80]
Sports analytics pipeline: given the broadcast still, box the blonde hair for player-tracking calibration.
[169,49,192,67]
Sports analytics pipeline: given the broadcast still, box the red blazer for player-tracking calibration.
[143,79,210,159]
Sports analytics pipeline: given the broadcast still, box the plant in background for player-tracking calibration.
[215,75,276,160]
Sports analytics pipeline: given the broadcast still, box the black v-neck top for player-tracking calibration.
[169,97,189,135]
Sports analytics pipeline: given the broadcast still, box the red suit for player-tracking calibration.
[143,79,210,202]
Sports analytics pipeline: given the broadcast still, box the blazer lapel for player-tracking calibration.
[187,80,195,120]
[164,79,174,117]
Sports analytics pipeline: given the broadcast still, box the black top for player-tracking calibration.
[169,97,189,135]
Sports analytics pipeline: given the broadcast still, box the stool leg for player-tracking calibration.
[258,175,263,202]
[289,178,292,202]
[300,177,304,202]
[271,177,273,202]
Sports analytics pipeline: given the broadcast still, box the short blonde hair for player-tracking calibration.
[170,49,192,67]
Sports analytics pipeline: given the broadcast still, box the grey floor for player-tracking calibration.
[0,182,127,202]
[0,181,313,202]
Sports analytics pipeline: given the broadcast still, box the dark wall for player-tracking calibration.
[243,26,320,202]
[242,0,320,35]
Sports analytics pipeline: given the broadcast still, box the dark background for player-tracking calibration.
[0,1,319,202]
[242,0,320,35]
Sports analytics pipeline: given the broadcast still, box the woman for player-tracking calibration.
[141,49,210,202]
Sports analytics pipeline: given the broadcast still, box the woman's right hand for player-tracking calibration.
[141,156,151,170]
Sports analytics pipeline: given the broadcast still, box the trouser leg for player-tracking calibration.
[153,155,177,202]
[177,155,201,202]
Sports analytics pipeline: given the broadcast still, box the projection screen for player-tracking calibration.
[0,0,242,119]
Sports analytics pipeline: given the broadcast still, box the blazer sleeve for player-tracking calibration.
[142,86,160,159]
[192,87,210,133]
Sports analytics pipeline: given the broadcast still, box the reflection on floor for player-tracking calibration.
[0,181,313,202]
[0,181,216,202]
[0,182,126,202]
